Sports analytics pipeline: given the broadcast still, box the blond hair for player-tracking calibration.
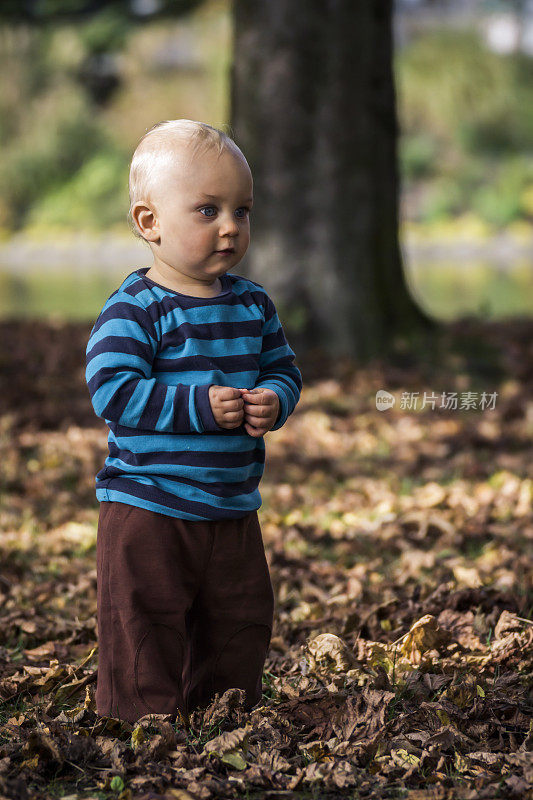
[128,119,242,240]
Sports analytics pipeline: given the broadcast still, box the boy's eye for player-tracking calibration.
[198,206,252,218]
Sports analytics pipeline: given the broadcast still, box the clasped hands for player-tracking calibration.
[208,385,279,437]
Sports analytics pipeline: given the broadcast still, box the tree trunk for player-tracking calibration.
[230,0,434,362]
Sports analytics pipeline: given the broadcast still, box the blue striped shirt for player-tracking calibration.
[85,267,302,520]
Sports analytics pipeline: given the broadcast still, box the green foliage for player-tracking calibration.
[26,149,130,231]
[471,156,533,227]
[0,6,231,234]
[0,24,108,232]
[109,775,124,793]
[415,155,533,228]
[77,7,132,55]
[397,27,533,228]
[397,27,533,154]
[399,133,439,179]
[0,0,202,22]
[0,14,530,236]
[0,93,105,230]
[421,178,464,223]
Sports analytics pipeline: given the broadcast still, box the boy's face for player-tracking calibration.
[135,144,253,287]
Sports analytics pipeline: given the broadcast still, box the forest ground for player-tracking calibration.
[0,317,531,800]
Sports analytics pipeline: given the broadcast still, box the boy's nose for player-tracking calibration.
[218,214,240,236]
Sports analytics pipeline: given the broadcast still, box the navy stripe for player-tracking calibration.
[97,477,260,520]
[138,381,167,430]
[89,336,155,364]
[107,440,264,468]
[91,299,158,342]
[154,354,261,374]
[159,318,263,348]
[98,467,261,498]
[102,376,138,420]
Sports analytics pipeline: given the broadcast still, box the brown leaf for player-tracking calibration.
[203,726,251,757]
[306,633,357,673]
[332,687,395,742]
[22,728,64,767]
[400,615,453,664]
[495,610,527,639]
[198,687,247,730]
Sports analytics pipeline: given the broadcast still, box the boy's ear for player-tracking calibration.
[131,201,160,243]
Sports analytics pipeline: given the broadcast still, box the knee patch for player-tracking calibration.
[134,622,185,715]
[212,622,272,707]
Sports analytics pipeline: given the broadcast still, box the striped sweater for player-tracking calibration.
[85,267,302,520]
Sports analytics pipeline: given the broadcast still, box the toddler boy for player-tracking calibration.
[85,119,302,724]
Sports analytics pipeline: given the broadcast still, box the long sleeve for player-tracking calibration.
[254,292,303,431]
[85,293,222,433]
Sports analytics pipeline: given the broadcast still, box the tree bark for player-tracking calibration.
[230,0,434,362]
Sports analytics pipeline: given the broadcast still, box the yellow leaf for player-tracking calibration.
[369,643,395,676]
[19,755,40,771]
[221,749,247,770]
[131,726,145,751]
[454,752,469,773]
[54,676,90,706]
[391,748,420,768]
[76,646,98,670]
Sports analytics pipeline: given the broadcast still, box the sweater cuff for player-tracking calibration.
[195,384,224,432]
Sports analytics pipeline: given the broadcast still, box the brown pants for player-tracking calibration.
[95,501,275,724]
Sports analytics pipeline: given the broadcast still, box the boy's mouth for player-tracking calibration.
[216,247,235,254]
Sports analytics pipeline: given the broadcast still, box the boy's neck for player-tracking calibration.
[145,265,223,297]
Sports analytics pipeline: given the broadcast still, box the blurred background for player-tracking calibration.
[0,4,532,792]
[0,0,531,323]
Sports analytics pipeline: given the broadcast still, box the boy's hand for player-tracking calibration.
[208,386,244,429]
[238,387,280,438]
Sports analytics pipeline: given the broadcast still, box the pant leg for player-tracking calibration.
[183,510,275,714]
[95,501,209,724]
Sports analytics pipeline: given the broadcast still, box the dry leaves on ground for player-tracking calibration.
[0,318,531,799]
